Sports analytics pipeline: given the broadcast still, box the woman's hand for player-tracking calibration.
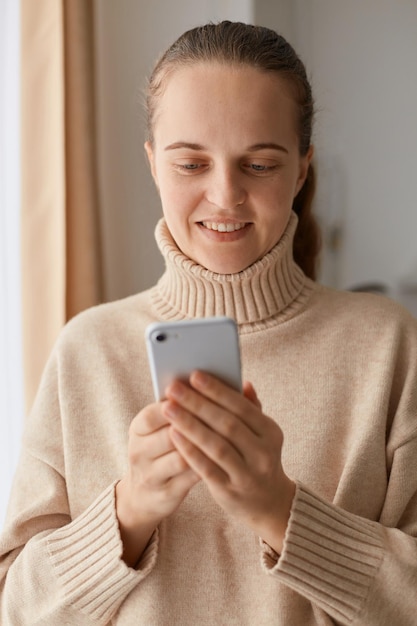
[162,372,295,554]
[116,402,200,567]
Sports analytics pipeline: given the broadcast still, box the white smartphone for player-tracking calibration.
[145,316,242,401]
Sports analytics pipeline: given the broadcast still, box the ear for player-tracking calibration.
[295,144,314,196]
[144,140,158,186]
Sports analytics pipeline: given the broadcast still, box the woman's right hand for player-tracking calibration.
[115,402,200,567]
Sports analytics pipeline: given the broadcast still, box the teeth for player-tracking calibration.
[202,222,246,232]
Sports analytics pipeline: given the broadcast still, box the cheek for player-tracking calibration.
[259,185,293,234]
[158,178,182,213]
[260,183,293,216]
[158,183,195,245]
[159,177,201,214]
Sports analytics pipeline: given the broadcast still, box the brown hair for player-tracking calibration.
[145,21,321,279]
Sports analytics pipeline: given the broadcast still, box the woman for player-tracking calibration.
[1,21,417,626]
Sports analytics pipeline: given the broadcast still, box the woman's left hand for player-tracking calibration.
[162,371,295,553]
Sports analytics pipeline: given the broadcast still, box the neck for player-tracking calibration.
[151,212,314,329]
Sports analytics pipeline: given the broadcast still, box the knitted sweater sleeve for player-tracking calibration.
[261,319,417,625]
[0,349,158,625]
[262,476,417,625]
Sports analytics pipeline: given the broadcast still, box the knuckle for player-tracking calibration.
[140,406,157,431]
[127,444,145,470]
[130,404,161,436]
[251,447,275,477]
[203,465,218,482]
[258,457,274,477]
[222,416,239,440]
[212,438,230,460]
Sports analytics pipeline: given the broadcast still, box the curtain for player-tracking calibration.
[21,0,102,413]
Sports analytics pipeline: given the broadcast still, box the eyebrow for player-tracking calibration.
[165,142,204,151]
[248,142,289,154]
[164,141,288,154]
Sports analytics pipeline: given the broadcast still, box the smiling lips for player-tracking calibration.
[201,221,247,232]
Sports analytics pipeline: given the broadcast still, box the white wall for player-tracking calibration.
[303,0,417,298]
[254,0,295,41]
[94,0,253,302]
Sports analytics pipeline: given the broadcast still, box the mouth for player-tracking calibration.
[200,221,247,233]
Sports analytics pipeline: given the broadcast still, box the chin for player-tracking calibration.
[188,245,256,274]
[200,258,252,275]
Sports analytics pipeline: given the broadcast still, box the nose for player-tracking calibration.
[205,165,247,210]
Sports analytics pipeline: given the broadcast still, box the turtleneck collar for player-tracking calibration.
[150,212,314,331]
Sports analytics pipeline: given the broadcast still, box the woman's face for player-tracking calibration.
[145,63,313,274]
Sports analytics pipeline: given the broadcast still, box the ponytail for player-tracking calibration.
[292,162,321,280]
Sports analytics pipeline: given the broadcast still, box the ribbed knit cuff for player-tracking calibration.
[261,482,384,624]
[46,482,158,622]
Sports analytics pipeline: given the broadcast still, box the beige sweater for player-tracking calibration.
[1,214,417,625]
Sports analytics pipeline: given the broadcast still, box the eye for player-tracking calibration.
[181,163,201,170]
[250,163,269,172]
[173,160,208,174]
[244,162,278,175]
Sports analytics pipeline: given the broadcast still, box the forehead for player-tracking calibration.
[152,62,298,146]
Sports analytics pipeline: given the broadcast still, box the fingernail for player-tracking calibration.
[167,381,185,399]
[164,402,180,419]
[192,370,209,387]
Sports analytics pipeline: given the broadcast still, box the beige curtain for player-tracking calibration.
[21,0,102,413]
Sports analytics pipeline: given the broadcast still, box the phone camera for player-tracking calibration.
[155,333,167,343]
